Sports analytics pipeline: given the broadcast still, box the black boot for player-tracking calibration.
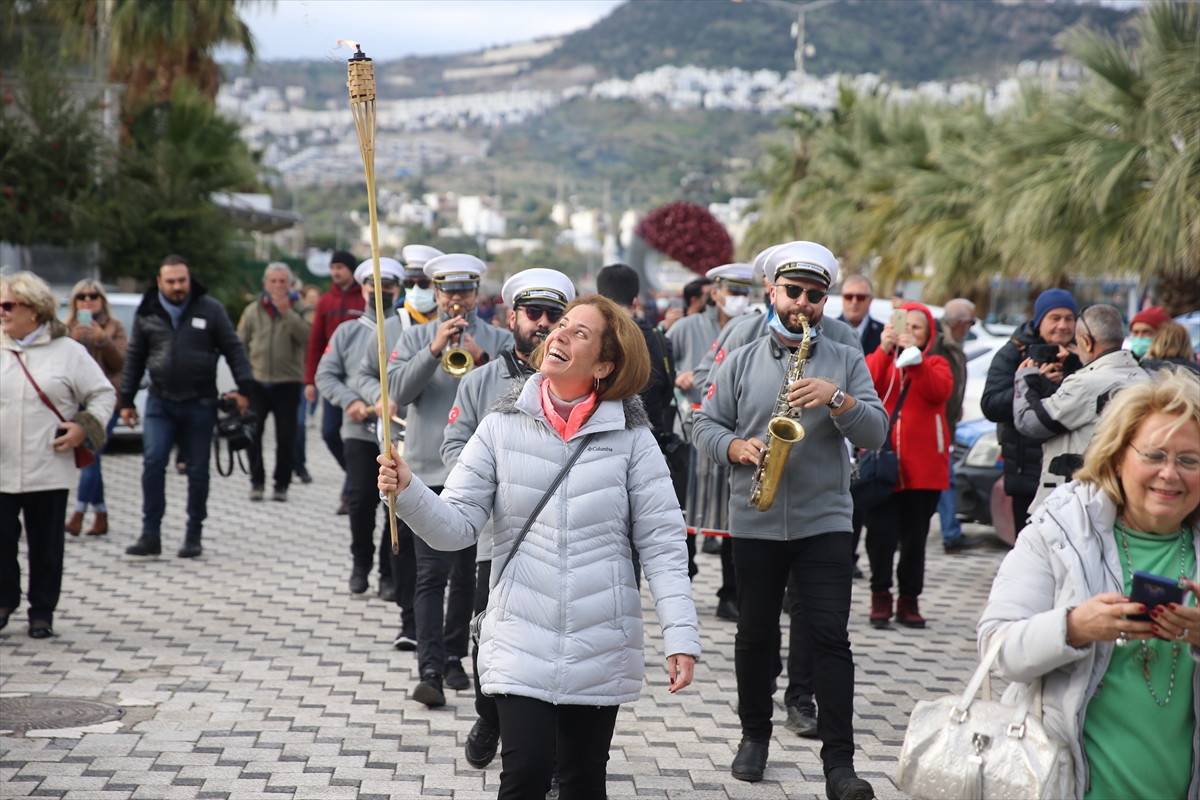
[731,738,769,782]
[349,564,369,594]
[125,535,162,556]
[826,766,875,800]
[177,539,202,558]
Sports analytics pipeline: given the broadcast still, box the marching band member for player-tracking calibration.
[692,241,887,799]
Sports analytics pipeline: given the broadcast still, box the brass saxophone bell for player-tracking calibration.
[442,302,473,378]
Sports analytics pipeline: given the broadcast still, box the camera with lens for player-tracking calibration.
[214,396,258,475]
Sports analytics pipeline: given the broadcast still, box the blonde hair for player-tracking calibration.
[1148,321,1196,362]
[66,279,112,326]
[0,270,59,324]
[531,295,651,402]
[1075,370,1200,523]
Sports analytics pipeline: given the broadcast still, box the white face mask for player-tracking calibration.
[406,286,436,313]
[721,295,750,317]
[656,297,670,312]
[896,345,924,368]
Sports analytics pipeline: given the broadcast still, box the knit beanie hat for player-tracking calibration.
[1130,305,1171,331]
[1033,288,1078,330]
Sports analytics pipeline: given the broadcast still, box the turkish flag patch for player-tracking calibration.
[323,344,332,355]
[714,348,726,363]
[706,382,716,400]
[389,350,399,362]
[709,340,718,351]
[448,406,460,424]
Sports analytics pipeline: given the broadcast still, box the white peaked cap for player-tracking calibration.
[705,263,754,283]
[752,244,783,283]
[353,257,405,285]
[501,268,576,309]
[401,244,444,273]
[423,253,487,283]
[765,241,839,287]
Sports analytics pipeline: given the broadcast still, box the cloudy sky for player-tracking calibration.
[238,0,626,62]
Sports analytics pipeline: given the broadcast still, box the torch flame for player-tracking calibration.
[338,39,360,50]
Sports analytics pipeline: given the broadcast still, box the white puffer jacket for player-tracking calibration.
[978,480,1200,799]
[392,374,701,705]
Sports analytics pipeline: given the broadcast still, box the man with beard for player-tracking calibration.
[383,254,513,708]
[315,259,409,614]
[439,268,576,771]
[693,241,887,798]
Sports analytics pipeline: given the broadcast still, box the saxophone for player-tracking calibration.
[748,314,811,512]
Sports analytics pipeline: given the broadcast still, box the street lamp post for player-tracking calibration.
[735,0,839,93]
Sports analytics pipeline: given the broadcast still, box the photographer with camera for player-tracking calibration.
[121,256,254,559]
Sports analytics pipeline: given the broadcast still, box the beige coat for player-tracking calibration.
[237,297,313,384]
[1,324,116,493]
[68,314,128,390]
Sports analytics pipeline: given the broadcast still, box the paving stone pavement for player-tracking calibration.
[2,421,1011,799]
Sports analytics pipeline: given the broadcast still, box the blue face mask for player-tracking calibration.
[1130,336,1152,358]
[768,312,818,344]
[406,286,436,313]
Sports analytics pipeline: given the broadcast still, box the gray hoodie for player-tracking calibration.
[384,310,512,486]
[315,308,405,444]
[692,333,887,539]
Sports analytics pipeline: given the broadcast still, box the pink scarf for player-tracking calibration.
[539,378,598,441]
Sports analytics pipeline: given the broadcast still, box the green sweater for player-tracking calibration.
[237,297,313,384]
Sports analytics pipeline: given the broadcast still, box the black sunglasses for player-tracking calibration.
[0,301,26,312]
[520,305,563,323]
[364,280,400,290]
[403,278,431,290]
[76,292,102,301]
[780,285,827,303]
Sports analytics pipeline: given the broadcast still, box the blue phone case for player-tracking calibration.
[1128,570,1185,621]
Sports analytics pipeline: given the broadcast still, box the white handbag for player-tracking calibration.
[897,630,1075,800]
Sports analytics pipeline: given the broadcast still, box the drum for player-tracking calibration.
[685,443,730,540]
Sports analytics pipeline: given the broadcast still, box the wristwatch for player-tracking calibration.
[827,388,846,410]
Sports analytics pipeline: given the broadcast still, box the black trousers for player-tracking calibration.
[0,490,69,624]
[248,382,302,491]
[386,493,418,636]
[717,536,737,601]
[343,439,393,579]
[1011,493,1036,537]
[412,485,475,676]
[784,575,814,710]
[864,489,940,597]
[733,533,855,771]
[472,559,499,726]
[494,694,619,800]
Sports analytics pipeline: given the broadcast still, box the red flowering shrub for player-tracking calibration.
[635,201,733,275]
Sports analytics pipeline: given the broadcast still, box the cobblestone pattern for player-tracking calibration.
[2,423,1009,799]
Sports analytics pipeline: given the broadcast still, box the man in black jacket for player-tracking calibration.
[119,256,255,559]
[981,288,1079,531]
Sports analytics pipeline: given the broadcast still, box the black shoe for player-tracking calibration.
[944,534,986,554]
[349,564,369,594]
[731,738,769,782]
[546,768,559,799]
[177,540,202,559]
[701,535,722,554]
[444,658,470,690]
[393,631,417,651]
[826,766,875,800]
[412,672,445,707]
[249,485,264,502]
[271,488,288,502]
[852,564,864,579]
[377,576,396,602]
[784,704,818,737]
[125,536,161,556]
[29,620,53,639]
[295,466,313,484]
[336,496,350,516]
[0,607,10,631]
[716,598,739,622]
[464,717,500,768]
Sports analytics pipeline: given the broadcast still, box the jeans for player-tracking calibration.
[494,694,619,800]
[938,459,962,544]
[248,382,301,491]
[733,533,856,771]
[412,490,476,676]
[865,489,941,596]
[343,439,392,579]
[76,410,119,512]
[320,398,350,498]
[293,394,312,471]
[471,559,499,726]
[142,395,218,540]
[0,489,69,624]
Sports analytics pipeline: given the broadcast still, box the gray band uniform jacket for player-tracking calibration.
[1012,348,1150,508]
[392,374,701,705]
[692,311,862,396]
[441,348,537,563]
[385,309,513,487]
[315,307,405,444]
[355,309,421,410]
[692,334,888,539]
[666,304,721,406]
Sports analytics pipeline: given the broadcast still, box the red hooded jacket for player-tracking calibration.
[864,302,952,492]
[304,282,366,385]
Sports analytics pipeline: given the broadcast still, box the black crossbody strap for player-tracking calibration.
[492,432,596,585]
[879,378,912,453]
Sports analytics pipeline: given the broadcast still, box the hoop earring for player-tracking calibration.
[594,377,600,392]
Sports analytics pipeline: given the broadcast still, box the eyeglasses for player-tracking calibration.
[403,278,431,290]
[842,293,870,303]
[1130,445,1200,473]
[520,305,563,323]
[780,285,827,303]
[364,280,400,290]
[0,301,27,313]
[76,293,102,301]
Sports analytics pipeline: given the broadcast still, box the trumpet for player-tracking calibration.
[441,302,473,378]
[748,314,811,512]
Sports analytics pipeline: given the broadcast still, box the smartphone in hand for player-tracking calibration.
[77,310,93,326]
[1127,571,1186,622]
[891,308,907,333]
[1028,343,1061,364]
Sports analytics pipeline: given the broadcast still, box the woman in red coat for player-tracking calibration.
[863,302,952,629]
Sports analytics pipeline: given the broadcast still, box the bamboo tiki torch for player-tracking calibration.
[343,41,399,555]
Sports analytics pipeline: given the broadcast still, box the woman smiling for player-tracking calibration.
[378,295,700,799]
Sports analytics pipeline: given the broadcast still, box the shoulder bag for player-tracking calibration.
[14,352,97,469]
[850,378,910,511]
[470,432,596,644]
[897,630,1074,800]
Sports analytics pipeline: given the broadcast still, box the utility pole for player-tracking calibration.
[736,0,839,94]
